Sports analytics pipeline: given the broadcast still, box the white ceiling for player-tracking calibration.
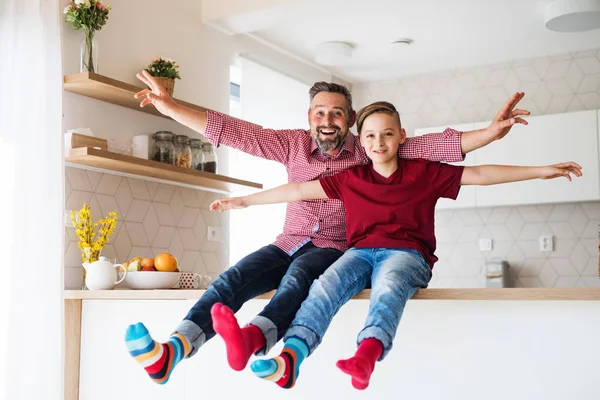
[207,0,600,83]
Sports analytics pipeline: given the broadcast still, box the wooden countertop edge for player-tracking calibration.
[64,288,600,301]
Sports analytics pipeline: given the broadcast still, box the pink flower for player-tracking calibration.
[96,2,106,10]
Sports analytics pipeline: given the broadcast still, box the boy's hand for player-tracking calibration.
[134,70,179,118]
[210,197,247,212]
[541,162,583,181]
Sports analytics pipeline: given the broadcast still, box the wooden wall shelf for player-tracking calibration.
[63,72,210,119]
[66,147,262,193]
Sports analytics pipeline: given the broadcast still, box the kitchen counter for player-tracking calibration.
[65,288,600,400]
[64,287,600,301]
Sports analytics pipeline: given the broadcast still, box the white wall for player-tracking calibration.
[80,299,600,400]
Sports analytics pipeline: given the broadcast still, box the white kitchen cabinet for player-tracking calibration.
[413,123,476,209]
[473,109,600,207]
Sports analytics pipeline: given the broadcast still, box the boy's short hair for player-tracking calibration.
[356,101,402,133]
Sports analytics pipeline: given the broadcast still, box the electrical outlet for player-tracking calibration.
[207,226,223,242]
[539,236,553,252]
[478,238,493,251]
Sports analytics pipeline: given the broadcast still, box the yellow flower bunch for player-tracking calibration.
[70,203,118,263]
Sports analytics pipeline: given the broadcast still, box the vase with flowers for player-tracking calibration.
[70,203,118,287]
[64,0,112,73]
[145,57,181,96]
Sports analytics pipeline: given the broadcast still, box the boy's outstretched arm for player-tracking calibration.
[210,180,327,212]
[461,162,583,186]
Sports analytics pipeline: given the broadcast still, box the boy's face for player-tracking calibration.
[308,92,356,155]
[359,113,406,164]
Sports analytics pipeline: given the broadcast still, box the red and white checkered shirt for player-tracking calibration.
[205,111,464,254]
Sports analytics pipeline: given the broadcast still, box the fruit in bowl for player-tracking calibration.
[155,253,178,272]
[123,253,181,289]
[126,271,181,289]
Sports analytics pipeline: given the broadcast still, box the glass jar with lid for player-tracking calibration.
[189,138,204,171]
[174,135,192,168]
[201,142,218,173]
[151,131,175,165]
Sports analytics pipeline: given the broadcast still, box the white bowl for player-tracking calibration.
[125,271,181,290]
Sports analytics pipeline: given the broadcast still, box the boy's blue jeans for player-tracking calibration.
[285,248,432,360]
[174,242,343,357]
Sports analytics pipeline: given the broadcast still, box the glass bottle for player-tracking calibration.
[174,135,192,168]
[151,131,175,165]
[201,143,218,173]
[189,138,204,171]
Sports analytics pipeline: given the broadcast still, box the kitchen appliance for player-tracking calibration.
[485,260,510,288]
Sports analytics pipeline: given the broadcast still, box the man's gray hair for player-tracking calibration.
[308,81,353,114]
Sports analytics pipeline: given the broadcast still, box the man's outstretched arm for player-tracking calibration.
[460,92,530,154]
[135,71,207,132]
[400,92,530,162]
[134,70,294,164]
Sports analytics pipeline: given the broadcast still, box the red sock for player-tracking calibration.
[211,303,266,371]
[336,338,383,390]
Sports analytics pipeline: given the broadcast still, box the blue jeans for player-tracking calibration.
[285,248,432,360]
[174,242,342,356]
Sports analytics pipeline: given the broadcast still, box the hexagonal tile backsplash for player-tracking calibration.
[65,168,600,289]
[64,167,229,288]
[353,47,600,137]
[432,205,600,288]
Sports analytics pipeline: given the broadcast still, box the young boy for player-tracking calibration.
[209,101,582,390]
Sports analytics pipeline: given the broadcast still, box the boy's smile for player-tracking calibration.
[360,113,406,167]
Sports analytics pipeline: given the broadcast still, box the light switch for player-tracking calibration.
[478,238,493,251]
[207,226,223,242]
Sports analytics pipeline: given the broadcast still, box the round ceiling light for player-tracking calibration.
[314,42,353,66]
[545,0,600,32]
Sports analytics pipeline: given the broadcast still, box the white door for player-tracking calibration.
[414,123,476,210]
[473,110,600,207]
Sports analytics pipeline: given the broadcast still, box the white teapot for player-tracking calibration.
[83,256,127,290]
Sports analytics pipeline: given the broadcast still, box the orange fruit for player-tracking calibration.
[141,257,155,268]
[154,253,178,272]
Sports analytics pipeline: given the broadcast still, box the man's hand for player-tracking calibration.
[484,92,530,142]
[540,162,583,181]
[460,92,531,154]
[134,70,180,118]
[210,197,247,212]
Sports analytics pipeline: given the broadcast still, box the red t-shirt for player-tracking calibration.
[320,159,464,268]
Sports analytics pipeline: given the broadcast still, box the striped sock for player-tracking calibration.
[125,322,192,384]
[250,337,309,389]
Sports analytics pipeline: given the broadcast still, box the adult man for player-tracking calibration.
[125,71,529,384]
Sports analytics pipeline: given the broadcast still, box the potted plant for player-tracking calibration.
[64,0,112,73]
[145,57,181,96]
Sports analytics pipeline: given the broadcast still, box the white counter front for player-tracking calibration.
[66,290,600,400]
